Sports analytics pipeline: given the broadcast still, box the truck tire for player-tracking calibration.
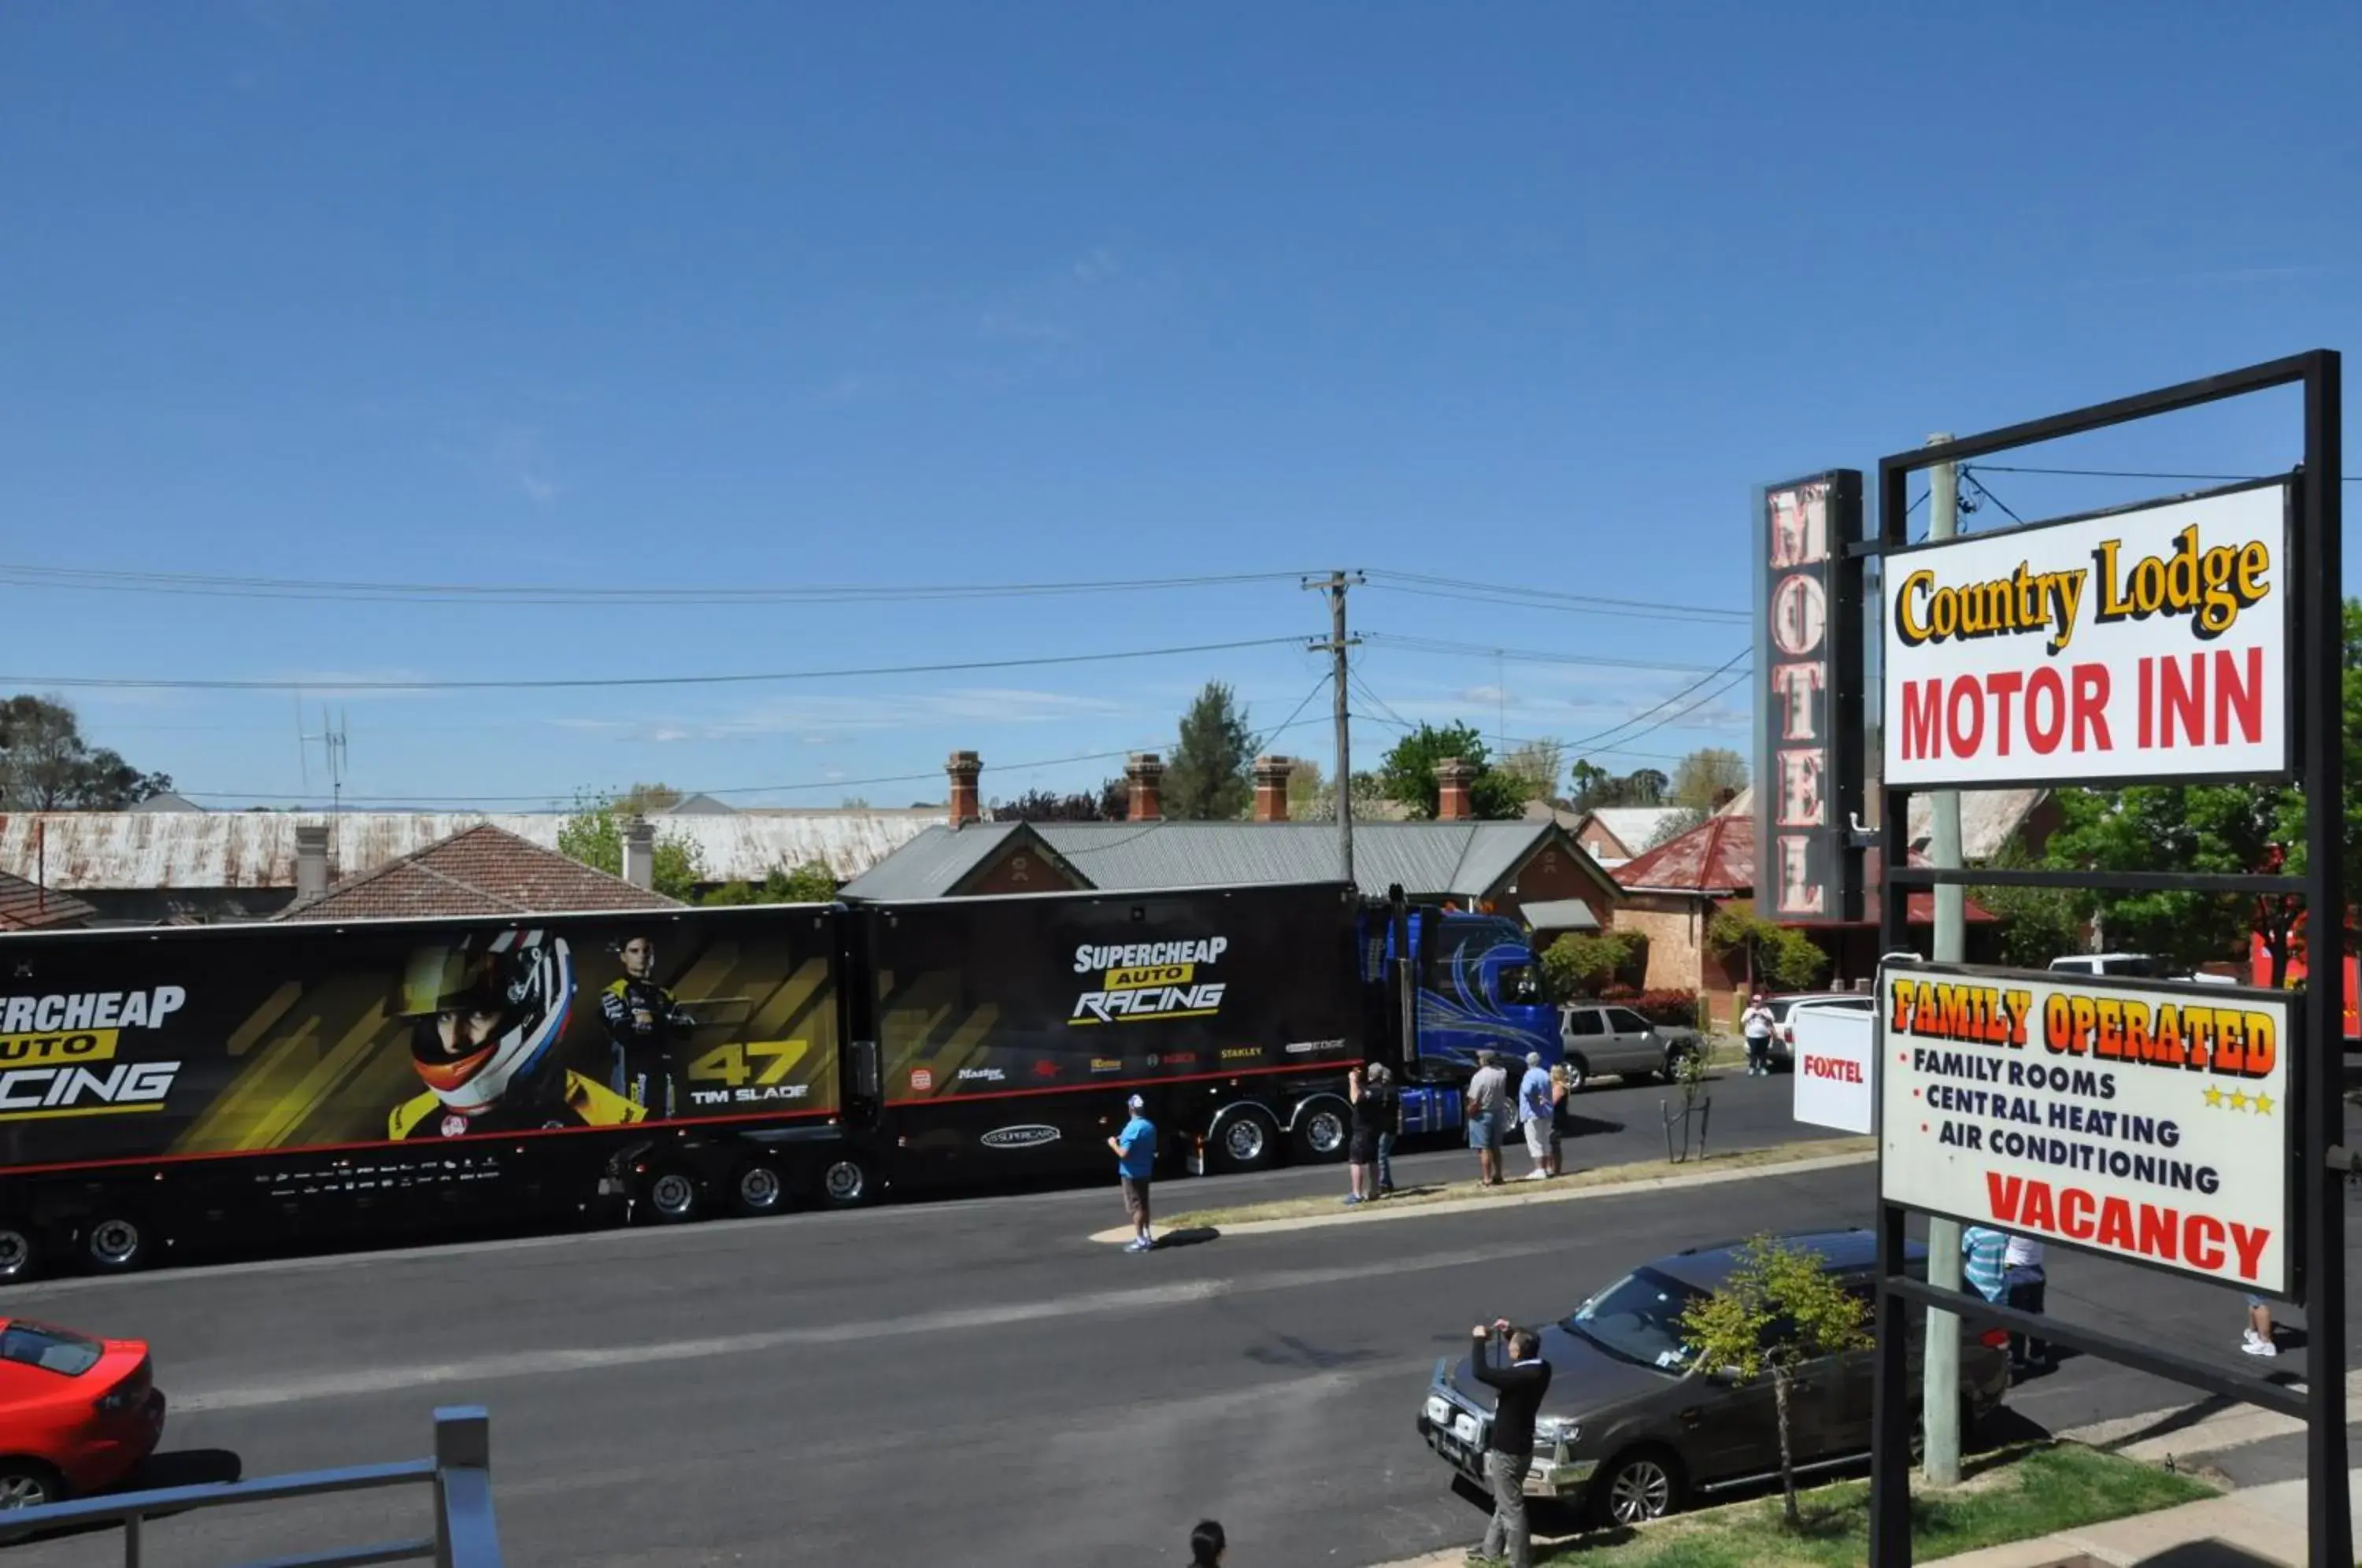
[0,1222,39,1285]
[83,1213,151,1275]
[819,1156,872,1208]
[733,1162,787,1217]
[645,1170,700,1225]
[1290,1102,1349,1164]
[1209,1108,1279,1174]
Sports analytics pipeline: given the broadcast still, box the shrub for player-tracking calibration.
[1540,930,1648,1001]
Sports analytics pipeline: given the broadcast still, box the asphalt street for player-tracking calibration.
[3,1070,2352,1568]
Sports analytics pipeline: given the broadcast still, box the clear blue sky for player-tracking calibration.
[3,4,2356,810]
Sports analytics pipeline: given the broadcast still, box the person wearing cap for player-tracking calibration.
[1516,1051,1554,1180]
[1109,1093,1158,1252]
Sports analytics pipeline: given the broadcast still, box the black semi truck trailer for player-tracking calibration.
[0,882,1371,1281]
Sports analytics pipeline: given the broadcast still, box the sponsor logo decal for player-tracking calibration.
[1070,936,1231,1025]
[0,990,191,1123]
[1032,1060,1061,1079]
[1285,1038,1346,1056]
[1220,1046,1261,1061]
[909,1067,935,1092]
[1090,1057,1124,1074]
[957,1067,1007,1083]
[1163,1052,1196,1067]
[980,1124,1061,1150]
[441,1114,471,1137]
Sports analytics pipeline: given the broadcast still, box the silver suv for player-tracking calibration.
[1557,1004,1703,1091]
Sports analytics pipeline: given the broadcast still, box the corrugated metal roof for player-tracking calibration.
[1584,808,1690,856]
[838,824,1027,900]
[1613,812,1753,894]
[0,810,943,890]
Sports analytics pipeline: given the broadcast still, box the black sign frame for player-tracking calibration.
[1858,350,2345,1568]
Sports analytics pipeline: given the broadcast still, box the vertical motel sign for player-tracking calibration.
[1755,472,1864,924]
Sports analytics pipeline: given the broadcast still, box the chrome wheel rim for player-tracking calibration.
[0,1230,29,1280]
[650,1174,694,1216]
[824,1161,864,1202]
[739,1167,781,1210]
[1224,1119,1266,1163]
[0,1474,50,1510]
[91,1219,139,1267]
[1303,1111,1346,1155]
[1565,1057,1587,1092]
[1608,1459,1672,1524]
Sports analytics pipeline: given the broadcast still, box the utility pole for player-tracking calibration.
[1305,571,1365,886]
[1922,434,1966,1488]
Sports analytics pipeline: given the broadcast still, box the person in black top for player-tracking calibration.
[1346,1066,1396,1204]
[1470,1318,1552,1568]
[1369,1063,1404,1195]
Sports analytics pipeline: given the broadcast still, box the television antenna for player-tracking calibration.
[298,703,350,817]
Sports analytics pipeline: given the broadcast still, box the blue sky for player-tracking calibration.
[3,4,2356,810]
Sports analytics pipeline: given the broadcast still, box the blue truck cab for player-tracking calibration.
[1359,898,1560,1134]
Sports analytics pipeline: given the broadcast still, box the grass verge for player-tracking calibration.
[1533,1442,2214,1566]
[1156,1135,1874,1231]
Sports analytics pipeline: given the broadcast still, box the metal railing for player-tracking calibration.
[2,1405,502,1568]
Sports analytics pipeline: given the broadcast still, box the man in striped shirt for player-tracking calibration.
[1961,1226,2008,1305]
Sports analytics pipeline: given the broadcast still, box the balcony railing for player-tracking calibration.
[2,1405,502,1568]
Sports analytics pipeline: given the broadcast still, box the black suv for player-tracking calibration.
[1415,1229,2011,1525]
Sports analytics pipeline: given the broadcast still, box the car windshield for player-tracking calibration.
[0,1321,103,1377]
[1562,1267,1705,1372]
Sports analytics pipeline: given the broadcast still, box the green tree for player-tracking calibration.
[1568,759,1616,812]
[1706,909,1829,992]
[1678,1235,1872,1529]
[1539,930,1648,1000]
[1971,839,2084,971]
[1496,738,1567,805]
[616,782,683,814]
[702,860,839,906]
[557,792,707,900]
[1374,723,1526,819]
[0,696,174,808]
[1164,681,1260,819]
[2043,786,2281,972]
[1670,748,1749,810]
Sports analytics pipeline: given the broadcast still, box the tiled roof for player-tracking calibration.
[0,869,96,930]
[844,819,1617,905]
[1614,812,1754,894]
[272,825,680,923]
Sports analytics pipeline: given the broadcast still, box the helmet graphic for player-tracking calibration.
[396,930,575,1112]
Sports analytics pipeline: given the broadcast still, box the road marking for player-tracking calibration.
[165,1242,1553,1414]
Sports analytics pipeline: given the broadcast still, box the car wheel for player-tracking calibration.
[83,1213,150,1275]
[645,1170,699,1225]
[819,1156,871,1209]
[1592,1448,1683,1527]
[1290,1104,1349,1164]
[0,1222,39,1285]
[1211,1109,1279,1174]
[0,1462,60,1511]
[734,1162,786,1217]
[1562,1055,1590,1093]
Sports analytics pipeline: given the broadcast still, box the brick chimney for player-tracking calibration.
[1125,753,1165,822]
[621,815,656,889]
[294,823,331,900]
[1252,754,1294,823]
[946,750,982,827]
[1435,757,1477,823]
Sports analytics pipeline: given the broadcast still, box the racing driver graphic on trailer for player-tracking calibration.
[602,934,694,1119]
[388,930,644,1140]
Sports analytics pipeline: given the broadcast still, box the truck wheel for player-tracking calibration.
[820,1156,872,1208]
[645,1170,700,1225]
[0,1222,39,1285]
[733,1163,786,1217]
[1290,1104,1349,1164]
[1210,1109,1279,1174]
[83,1213,150,1275]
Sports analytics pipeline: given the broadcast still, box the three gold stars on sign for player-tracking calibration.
[2204,1085,2275,1115]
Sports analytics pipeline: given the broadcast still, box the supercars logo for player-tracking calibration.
[980,1124,1061,1150]
[1071,935,1230,1025]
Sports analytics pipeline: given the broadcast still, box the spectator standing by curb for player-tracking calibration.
[1962,1224,2008,1306]
[1469,1317,1550,1568]
[1345,1066,1382,1205]
[2244,1295,2279,1357]
[1372,1063,1402,1195]
[1547,1062,1574,1177]
[1516,1052,1553,1181]
[1740,992,1775,1077]
[1466,1051,1509,1187]
[2002,1233,2049,1374]
[1109,1094,1157,1252]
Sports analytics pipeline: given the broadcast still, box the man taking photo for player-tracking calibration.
[1468,1316,1550,1568]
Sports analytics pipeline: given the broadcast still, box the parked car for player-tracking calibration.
[0,1318,166,1508]
[2047,952,2172,979]
[1414,1229,2010,1527]
[1764,992,1876,1068]
[1557,1004,1704,1090]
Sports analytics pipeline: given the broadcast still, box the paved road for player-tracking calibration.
[3,1071,2349,1567]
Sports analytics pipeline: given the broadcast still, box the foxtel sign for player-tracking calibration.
[1882,482,2293,789]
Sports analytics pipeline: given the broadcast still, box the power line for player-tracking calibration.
[0,634,1310,693]
[1363,571,1749,626]
[1362,632,1744,677]
[1345,708,1689,765]
[1959,470,2027,527]
[1562,648,1753,750]
[175,715,1340,807]
[0,564,1320,608]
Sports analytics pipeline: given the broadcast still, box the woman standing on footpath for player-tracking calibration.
[1345,1066,1389,1205]
[1368,1063,1402,1196]
[1547,1061,1575,1177]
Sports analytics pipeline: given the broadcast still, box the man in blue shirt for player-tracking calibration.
[1961,1225,2008,1304]
[1109,1094,1157,1252]
[1516,1052,1555,1181]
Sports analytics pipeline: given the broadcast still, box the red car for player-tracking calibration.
[0,1319,166,1509]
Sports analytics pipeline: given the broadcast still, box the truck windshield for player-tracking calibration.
[1498,963,1541,1004]
[1562,1267,1705,1372]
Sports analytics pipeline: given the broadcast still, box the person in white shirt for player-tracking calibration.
[2001,1234,2048,1374]
[1739,993,1775,1077]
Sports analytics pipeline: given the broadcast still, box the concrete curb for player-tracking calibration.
[1085,1146,1875,1245]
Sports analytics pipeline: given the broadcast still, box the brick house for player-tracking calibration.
[271,824,679,923]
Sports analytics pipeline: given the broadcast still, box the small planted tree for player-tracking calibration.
[1677,1235,1871,1529]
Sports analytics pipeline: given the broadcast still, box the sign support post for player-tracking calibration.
[1860,350,2345,1568]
